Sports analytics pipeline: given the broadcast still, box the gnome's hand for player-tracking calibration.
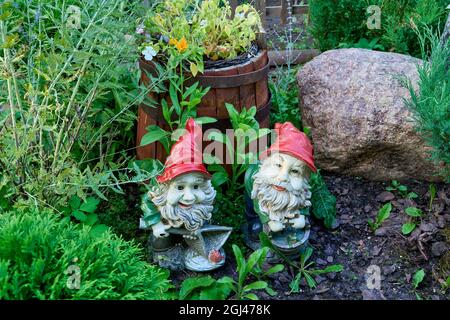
[183,232,198,240]
[290,215,306,229]
[152,221,170,238]
[268,220,285,233]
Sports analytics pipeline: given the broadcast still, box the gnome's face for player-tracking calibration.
[150,172,216,232]
[252,152,312,229]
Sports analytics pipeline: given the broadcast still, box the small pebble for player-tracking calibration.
[375,191,395,202]
[326,272,337,280]
[431,242,448,257]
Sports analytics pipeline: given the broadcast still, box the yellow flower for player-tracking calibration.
[169,38,178,46]
[176,37,188,53]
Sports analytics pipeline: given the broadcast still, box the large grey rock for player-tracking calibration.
[297,48,441,182]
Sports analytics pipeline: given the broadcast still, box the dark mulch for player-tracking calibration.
[169,173,449,300]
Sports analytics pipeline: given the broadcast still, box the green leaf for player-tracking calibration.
[412,269,425,289]
[85,213,98,226]
[68,196,81,210]
[320,264,344,273]
[179,276,216,300]
[368,219,376,231]
[402,222,417,235]
[169,83,181,115]
[232,245,248,286]
[246,249,265,273]
[289,273,302,293]
[304,273,317,288]
[265,264,284,276]
[405,207,423,217]
[161,99,171,124]
[190,62,199,77]
[232,245,244,270]
[72,210,87,222]
[225,103,239,125]
[217,276,235,285]
[265,286,278,297]
[79,197,100,213]
[182,82,199,100]
[243,281,267,292]
[376,202,392,225]
[199,282,232,300]
[310,171,336,229]
[211,172,229,188]
[407,192,418,199]
[194,117,217,124]
[89,224,108,237]
[300,247,314,266]
[243,293,259,300]
[140,125,170,146]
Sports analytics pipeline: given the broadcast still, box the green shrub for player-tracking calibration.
[0,209,172,299]
[269,66,302,128]
[308,0,448,57]
[309,0,369,51]
[402,30,450,182]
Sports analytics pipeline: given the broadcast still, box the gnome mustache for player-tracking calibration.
[251,173,312,222]
[150,182,216,232]
[160,203,213,231]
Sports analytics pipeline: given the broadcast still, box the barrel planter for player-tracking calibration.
[136,50,271,162]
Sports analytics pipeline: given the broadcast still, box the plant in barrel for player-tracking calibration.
[135,0,270,163]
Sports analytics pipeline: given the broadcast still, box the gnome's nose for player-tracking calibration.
[182,190,196,203]
[277,168,289,182]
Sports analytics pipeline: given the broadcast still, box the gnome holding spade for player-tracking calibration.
[243,122,317,258]
[140,118,231,271]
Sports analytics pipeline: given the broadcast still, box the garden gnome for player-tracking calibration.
[140,118,231,271]
[243,122,316,258]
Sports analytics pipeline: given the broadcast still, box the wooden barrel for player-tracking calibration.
[136,50,271,161]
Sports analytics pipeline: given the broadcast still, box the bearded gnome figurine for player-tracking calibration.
[140,118,232,272]
[244,122,317,259]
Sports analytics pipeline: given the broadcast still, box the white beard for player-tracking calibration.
[251,173,312,223]
[158,203,213,231]
[150,183,216,232]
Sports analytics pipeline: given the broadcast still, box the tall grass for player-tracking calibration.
[0,0,165,210]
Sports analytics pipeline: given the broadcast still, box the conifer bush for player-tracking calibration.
[0,209,172,299]
[402,31,450,181]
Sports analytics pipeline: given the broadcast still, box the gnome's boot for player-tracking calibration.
[148,234,185,270]
[242,193,263,251]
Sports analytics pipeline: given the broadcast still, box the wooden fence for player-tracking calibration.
[229,0,309,27]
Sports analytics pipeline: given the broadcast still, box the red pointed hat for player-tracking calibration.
[156,118,210,183]
[260,122,317,172]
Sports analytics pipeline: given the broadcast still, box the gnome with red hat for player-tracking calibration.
[140,118,231,271]
[244,122,316,257]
